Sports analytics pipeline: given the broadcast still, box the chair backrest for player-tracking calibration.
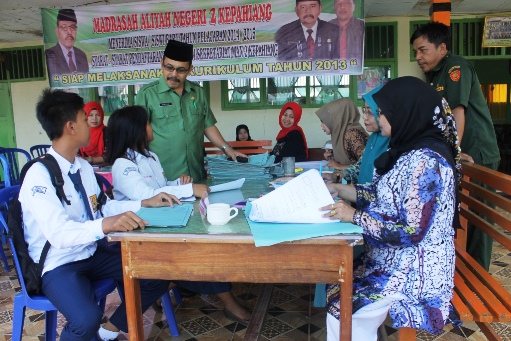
[30,144,51,158]
[0,186,26,291]
[204,140,273,155]
[0,148,32,186]
[0,155,10,188]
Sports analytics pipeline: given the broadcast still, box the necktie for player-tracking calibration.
[68,51,77,73]
[307,29,314,59]
[68,170,94,221]
[340,25,347,59]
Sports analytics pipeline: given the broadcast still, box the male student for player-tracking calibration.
[20,89,174,340]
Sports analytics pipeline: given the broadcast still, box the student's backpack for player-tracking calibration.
[5,154,107,295]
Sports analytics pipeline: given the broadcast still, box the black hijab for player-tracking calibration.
[236,124,253,141]
[372,76,461,184]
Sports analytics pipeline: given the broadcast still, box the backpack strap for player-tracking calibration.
[20,154,70,205]
[19,153,72,275]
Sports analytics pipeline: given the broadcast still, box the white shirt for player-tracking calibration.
[301,21,319,42]
[20,148,141,274]
[112,149,193,201]
[58,42,76,69]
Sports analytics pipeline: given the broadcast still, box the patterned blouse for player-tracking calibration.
[326,148,456,334]
[344,128,368,164]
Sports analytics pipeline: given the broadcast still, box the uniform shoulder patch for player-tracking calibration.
[123,166,137,175]
[31,186,47,196]
[449,69,461,82]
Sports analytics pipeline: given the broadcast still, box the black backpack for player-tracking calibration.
[6,154,107,295]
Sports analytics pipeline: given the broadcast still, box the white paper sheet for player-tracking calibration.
[209,178,245,192]
[249,169,338,223]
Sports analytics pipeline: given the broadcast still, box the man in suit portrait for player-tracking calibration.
[275,0,340,61]
[329,0,365,62]
[45,9,89,78]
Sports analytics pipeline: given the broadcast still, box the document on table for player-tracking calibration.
[209,178,245,192]
[249,169,337,223]
[136,205,193,227]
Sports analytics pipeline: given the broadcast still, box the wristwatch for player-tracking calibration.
[221,144,231,153]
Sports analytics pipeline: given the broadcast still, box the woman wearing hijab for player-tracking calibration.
[270,102,308,163]
[322,87,390,185]
[321,76,461,340]
[235,124,253,141]
[80,101,107,165]
[315,98,368,170]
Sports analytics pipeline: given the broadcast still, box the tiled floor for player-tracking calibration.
[1,241,510,341]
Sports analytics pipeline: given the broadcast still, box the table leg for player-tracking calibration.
[244,284,274,340]
[120,242,144,340]
[339,246,353,341]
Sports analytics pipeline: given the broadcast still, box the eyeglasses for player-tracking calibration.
[58,25,77,31]
[361,107,372,117]
[162,64,190,74]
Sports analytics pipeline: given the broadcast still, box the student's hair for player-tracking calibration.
[410,21,451,51]
[104,105,152,164]
[36,88,84,140]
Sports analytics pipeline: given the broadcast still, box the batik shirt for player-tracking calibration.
[327,148,456,334]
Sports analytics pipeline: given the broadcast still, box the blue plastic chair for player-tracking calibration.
[0,154,11,189]
[0,148,32,186]
[30,144,51,158]
[0,157,11,272]
[0,185,117,341]
[117,284,183,336]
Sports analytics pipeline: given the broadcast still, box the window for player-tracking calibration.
[221,22,397,110]
[0,47,46,81]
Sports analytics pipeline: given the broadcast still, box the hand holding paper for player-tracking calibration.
[249,169,338,224]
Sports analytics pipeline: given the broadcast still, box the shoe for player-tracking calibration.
[96,332,119,341]
[223,307,251,326]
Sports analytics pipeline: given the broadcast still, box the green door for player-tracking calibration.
[0,82,16,148]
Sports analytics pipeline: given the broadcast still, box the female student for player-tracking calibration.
[104,105,252,324]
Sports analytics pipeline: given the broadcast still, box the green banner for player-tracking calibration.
[42,0,364,88]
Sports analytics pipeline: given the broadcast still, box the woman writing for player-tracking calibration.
[271,102,308,163]
[322,77,460,340]
[315,98,368,170]
[80,101,107,165]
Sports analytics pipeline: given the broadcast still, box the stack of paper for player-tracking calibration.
[136,204,194,227]
[206,153,275,179]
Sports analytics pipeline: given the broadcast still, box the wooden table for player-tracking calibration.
[108,178,361,340]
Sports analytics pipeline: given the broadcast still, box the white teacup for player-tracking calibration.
[207,203,238,225]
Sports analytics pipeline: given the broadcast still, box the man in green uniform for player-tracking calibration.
[411,22,501,271]
[136,40,244,181]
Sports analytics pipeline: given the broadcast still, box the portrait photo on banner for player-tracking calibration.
[41,0,365,89]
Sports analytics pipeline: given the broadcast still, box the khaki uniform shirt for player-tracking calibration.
[426,53,500,165]
[136,78,216,180]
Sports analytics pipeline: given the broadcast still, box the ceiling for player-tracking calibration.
[1,0,510,43]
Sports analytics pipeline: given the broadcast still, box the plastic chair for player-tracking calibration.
[30,144,51,158]
[0,155,11,271]
[0,185,117,341]
[0,154,11,189]
[0,148,32,186]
